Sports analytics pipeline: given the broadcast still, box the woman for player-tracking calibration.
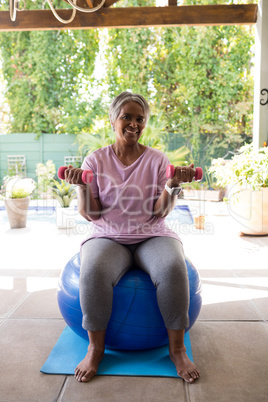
[65,91,200,384]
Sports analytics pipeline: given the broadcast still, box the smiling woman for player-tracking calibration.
[63,91,201,384]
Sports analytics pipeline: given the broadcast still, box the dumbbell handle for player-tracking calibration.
[166,165,203,181]
[58,166,93,184]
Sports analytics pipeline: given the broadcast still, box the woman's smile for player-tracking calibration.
[125,129,139,135]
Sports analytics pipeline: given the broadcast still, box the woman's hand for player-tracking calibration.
[61,165,101,220]
[169,163,195,187]
[64,165,86,187]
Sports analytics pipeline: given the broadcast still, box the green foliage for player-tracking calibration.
[209,144,268,191]
[9,188,29,198]
[0,0,256,171]
[36,160,56,197]
[52,179,77,207]
[0,3,99,136]
[102,5,255,169]
[77,125,115,155]
[140,117,190,165]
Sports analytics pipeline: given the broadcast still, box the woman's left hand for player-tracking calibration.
[169,164,195,186]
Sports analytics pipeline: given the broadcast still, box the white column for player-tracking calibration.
[253,0,268,149]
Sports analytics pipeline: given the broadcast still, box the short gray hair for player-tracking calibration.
[109,91,150,125]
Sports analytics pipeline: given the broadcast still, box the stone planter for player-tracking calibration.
[56,205,76,229]
[182,189,226,202]
[228,187,268,235]
[4,197,30,229]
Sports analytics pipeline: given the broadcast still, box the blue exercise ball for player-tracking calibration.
[57,253,202,351]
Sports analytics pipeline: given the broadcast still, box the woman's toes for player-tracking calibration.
[185,375,194,383]
[190,370,199,379]
[81,370,96,382]
[177,370,193,383]
[75,370,85,382]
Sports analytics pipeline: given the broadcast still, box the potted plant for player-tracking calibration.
[1,175,36,229]
[209,143,268,235]
[52,180,77,229]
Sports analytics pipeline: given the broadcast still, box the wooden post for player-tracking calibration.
[253,0,268,149]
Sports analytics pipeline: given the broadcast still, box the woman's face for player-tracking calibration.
[113,101,146,146]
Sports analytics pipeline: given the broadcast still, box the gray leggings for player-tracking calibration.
[80,237,189,331]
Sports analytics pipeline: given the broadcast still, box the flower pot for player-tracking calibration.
[228,187,268,235]
[4,197,30,229]
[56,205,75,229]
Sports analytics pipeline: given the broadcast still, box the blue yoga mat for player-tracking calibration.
[166,205,193,225]
[41,326,193,378]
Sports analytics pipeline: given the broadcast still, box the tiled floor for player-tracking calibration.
[0,200,268,402]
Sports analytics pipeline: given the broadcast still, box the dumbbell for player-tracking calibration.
[57,166,93,184]
[166,164,203,181]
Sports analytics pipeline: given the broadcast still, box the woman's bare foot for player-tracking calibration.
[74,346,104,382]
[170,347,200,383]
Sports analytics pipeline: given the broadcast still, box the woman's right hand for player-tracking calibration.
[64,165,87,187]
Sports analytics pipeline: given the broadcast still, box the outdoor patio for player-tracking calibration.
[0,199,267,402]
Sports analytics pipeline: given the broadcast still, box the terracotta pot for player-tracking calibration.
[4,197,30,229]
[228,187,268,235]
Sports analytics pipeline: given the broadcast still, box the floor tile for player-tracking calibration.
[45,269,62,277]
[61,375,186,402]
[188,322,268,402]
[199,298,262,321]
[251,297,268,320]
[0,319,66,401]
[198,268,264,321]
[1,221,85,271]
[11,287,62,319]
[0,269,49,277]
[0,278,29,318]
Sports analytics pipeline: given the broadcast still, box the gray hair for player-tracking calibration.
[109,91,150,126]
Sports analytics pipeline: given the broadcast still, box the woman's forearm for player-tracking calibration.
[78,186,102,221]
[153,179,178,218]
[154,164,195,218]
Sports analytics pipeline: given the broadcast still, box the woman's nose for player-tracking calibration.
[129,119,137,127]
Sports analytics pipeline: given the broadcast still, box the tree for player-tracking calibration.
[0,0,100,136]
[102,3,255,167]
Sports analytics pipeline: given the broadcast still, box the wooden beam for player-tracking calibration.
[0,4,258,32]
[103,0,121,7]
[168,1,178,6]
